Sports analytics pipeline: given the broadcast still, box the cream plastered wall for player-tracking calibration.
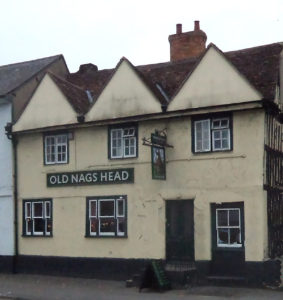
[17,109,267,261]
[168,46,262,112]
[85,59,162,121]
[13,74,77,132]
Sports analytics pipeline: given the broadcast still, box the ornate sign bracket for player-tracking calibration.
[142,128,173,148]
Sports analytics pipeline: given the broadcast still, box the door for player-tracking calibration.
[166,200,194,261]
[210,202,245,276]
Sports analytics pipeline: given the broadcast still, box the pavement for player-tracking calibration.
[0,273,282,300]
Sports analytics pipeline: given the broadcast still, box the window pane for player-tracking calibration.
[90,201,97,217]
[230,228,241,244]
[218,228,229,245]
[117,218,125,236]
[100,200,115,217]
[45,202,50,218]
[229,209,240,226]
[33,202,43,217]
[117,199,124,217]
[99,218,115,234]
[26,202,31,218]
[90,218,97,234]
[213,131,220,139]
[34,219,45,233]
[220,119,229,127]
[46,219,52,234]
[214,139,221,149]
[222,139,229,149]
[222,130,229,139]
[26,219,32,234]
[212,120,220,128]
[217,210,228,226]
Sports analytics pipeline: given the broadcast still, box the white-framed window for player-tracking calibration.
[211,118,230,151]
[44,134,68,164]
[216,208,241,247]
[87,196,126,237]
[193,116,232,153]
[110,126,137,159]
[23,199,52,236]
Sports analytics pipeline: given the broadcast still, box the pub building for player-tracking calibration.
[11,22,283,286]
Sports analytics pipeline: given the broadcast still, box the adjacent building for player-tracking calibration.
[0,55,68,272]
[11,22,283,285]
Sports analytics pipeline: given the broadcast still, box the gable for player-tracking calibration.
[168,46,262,112]
[86,59,162,122]
[13,74,78,132]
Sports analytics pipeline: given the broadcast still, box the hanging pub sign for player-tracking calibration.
[151,146,166,180]
[142,129,172,180]
[47,168,134,187]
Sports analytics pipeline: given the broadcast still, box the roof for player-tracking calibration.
[0,55,64,97]
[67,42,283,106]
[48,72,90,115]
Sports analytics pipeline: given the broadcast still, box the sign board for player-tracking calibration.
[47,168,134,187]
[151,146,166,180]
[151,133,166,147]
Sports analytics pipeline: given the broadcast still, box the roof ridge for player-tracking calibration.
[225,42,283,55]
[0,54,62,70]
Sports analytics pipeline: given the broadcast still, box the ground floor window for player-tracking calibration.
[216,208,241,247]
[23,199,52,236]
[86,195,127,237]
[211,202,244,249]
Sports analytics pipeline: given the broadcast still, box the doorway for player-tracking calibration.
[210,202,245,276]
[165,200,194,261]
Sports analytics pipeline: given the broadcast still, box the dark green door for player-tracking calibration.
[210,202,245,276]
[166,200,194,261]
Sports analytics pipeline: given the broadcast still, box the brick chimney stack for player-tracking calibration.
[168,21,207,62]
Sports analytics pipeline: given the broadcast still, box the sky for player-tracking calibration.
[0,0,282,73]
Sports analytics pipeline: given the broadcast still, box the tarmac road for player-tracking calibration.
[0,273,282,300]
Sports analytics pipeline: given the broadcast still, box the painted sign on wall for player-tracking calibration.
[47,168,134,187]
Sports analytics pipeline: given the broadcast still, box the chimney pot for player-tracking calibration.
[176,24,182,34]
[194,20,200,31]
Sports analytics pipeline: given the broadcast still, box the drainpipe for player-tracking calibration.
[5,122,18,273]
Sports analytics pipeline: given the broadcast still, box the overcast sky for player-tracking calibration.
[0,0,282,72]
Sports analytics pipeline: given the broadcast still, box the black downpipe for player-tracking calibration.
[12,136,18,273]
[5,122,18,273]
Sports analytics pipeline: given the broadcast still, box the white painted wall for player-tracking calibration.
[0,102,14,255]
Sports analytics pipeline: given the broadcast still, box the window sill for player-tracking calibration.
[84,235,128,239]
[22,234,53,238]
[108,156,138,161]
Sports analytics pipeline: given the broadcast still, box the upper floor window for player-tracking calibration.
[86,195,127,237]
[23,199,52,237]
[192,115,232,153]
[109,125,138,159]
[44,133,68,165]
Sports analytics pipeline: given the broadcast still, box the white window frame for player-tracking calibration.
[24,200,52,236]
[194,119,211,152]
[87,196,126,237]
[194,117,231,153]
[89,200,97,236]
[98,199,115,236]
[211,118,230,151]
[110,127,137,159]
[44,134,68,165]
[216,208,241,248]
